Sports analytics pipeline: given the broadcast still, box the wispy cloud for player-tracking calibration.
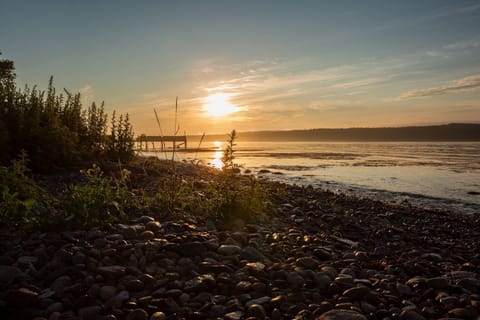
[396,74,480,101]
[199,61,357,106]
[376,4,480,32]
[423,3,480,21]
[329,76,390,89]
[445,38,480,50]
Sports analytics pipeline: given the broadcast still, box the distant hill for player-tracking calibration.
[199,123,480,142]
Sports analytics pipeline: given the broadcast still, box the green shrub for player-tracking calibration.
[0,54,136,171]
[63,164,136,227]
[210,130,273,222]
[0,152,53,228]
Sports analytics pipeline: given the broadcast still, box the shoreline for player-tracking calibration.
[256,172,480,216]
[1,158,479,319]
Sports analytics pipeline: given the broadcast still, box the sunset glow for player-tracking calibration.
[203,93,241,117]
[1,1,479,135]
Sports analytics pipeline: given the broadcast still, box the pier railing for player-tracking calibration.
[136,134,187,151]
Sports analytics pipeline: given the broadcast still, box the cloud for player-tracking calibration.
[329,76,389,89]
[201,62,356,105]
[395,75,480,101]
[445,39,480,50]
[375,4,480,32]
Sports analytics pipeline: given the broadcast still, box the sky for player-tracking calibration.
[1,0,480,135]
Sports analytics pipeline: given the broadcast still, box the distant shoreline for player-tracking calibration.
[183,123,480,142]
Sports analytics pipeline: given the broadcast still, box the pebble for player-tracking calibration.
[78,305,102,320]
[99,285,117,301]
[316,309,367,319]
[399,310,425,320]
[218,244,242,255]
[126,308,148,320]
[246,304,267,319]
[224,311,244,320]
[342,286,371,301]
[1,179,479,320]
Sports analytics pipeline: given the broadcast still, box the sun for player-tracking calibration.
[203,93,240,117]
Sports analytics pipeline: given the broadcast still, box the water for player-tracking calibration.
[143,141,480,214]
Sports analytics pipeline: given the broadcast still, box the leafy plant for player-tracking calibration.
[211,130,273,222]
[63,164,135,227]
[0,54,136,171]
[0,152,53,228]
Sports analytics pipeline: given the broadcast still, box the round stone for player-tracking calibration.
[246,304,266,319]
[126,308,148,320]
[99,286,117,301]
[150,311,166,320]
[316,310,367,320]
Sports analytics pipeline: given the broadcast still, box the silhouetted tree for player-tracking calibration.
[0,54,135,171]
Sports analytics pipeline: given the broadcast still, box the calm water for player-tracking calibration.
[144,141,480,214]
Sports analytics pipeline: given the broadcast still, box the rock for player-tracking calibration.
[439,295,460,308]
[6,287,38,307]
[184,274,216,292]
[46,302,63,313]
[396,283,412,296]
[342,286,371,301]
[146,221,163,232]
[210,305,227,317]
[321,266,338,280]
[134,215,155,224]
[99,286,117,301]
[140,230,155,239]
[399,310,425,320]
[426,277,449,289]
[38,288,55,299]
[245,296,271,307]
[360,302,376,313]
[16,256,38,266]
[0,265,26,286]
[421,253,443,262]
[271,308,282,320]
[246,304,266,319]
[224,311,244,320]
[126,308,148,320]
[150,311,166,320]
[50,276,72,296]
[97,265,126,277]
[245,262,266,273]
[458,278,480,291]
[270,295,286,308]
[314,248,333,260]
[316,309,367,320]
[72,252,86,265]
[94,238,108,248]
[296,256,320,269]
[287,272,305,289]
[125,279,144,291]
[241,246,271,263]
[106,290,130,309]
[173,242,207,256]
[78,306,102,320]
[448,307,478,319]
[218,244,242,255]
[234,280,252,292]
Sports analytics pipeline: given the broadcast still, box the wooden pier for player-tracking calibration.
[136,134,187,152]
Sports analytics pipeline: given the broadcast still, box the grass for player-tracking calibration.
[0,131,274,230]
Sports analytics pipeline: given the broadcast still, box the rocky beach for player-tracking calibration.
[1,160,479,320]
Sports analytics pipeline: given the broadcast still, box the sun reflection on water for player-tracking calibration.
[211,141,223,169]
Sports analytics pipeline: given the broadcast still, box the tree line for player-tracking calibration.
[0,53,135,171]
